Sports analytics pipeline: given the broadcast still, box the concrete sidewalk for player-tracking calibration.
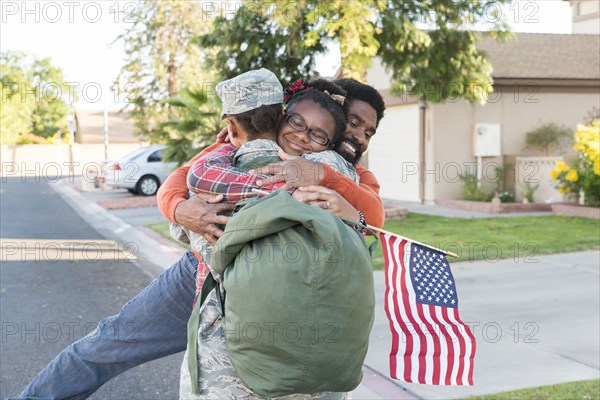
[53,180,600,399]
[383,199,554,219]
[368,251,599,399]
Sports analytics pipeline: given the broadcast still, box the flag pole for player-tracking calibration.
[251,188,459,259]
[365,224,459,259]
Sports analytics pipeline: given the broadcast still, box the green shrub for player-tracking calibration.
[459,172,493,201]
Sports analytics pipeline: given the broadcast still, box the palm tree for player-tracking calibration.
[159,88,222,166]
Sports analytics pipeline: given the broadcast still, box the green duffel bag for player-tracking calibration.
[208,190,376,397]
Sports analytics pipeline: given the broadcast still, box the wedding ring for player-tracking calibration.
[325,201,331,209]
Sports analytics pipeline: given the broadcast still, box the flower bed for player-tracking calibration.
[435,199,552,214]
[384,206,408,220]
[551,203,600,219]
[97,196,157,210]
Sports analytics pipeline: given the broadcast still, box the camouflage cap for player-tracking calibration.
[216,68,283,118]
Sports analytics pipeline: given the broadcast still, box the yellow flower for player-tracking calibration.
[586,141,599,159]
[559,185,571,194]
[565,169,579,182]
[554,160,569,172]
[550,169,559,180]
[574,123,600,161]
[594,157,600,176]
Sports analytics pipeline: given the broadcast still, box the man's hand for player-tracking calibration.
[174,193,234,244]
[251,150,324,190]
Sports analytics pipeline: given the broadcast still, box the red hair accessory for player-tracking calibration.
[283,79,309,103]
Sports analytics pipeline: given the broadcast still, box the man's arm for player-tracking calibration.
[187,145,284,203]
[187,155,383,225]
[157,143,234,244]
[320,164,384,228]
[157,142,222,223]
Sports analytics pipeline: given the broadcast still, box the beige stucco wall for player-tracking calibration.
[429,87,600,201]
[572,18,600,34]
[0,143,144,177]
[366,57,393,91]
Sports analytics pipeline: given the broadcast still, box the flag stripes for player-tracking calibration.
[381,233,476,386]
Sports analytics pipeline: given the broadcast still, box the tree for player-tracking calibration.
[199,0,326,83]
[1,51,35,144]
[306,0,386,81]
[155,0,327,159]
[115,0,212,141]
[29,57,74,138]
[1,51,75,144]
[159,88,222,166]
[524,122,572,156]
[200,0,512,103]
[377,0,511,103]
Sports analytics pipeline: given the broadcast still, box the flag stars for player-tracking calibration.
[409,244,458,308]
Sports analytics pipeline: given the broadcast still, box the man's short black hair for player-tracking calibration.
[334,78,385,127]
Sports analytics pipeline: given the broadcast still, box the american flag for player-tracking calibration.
[380,233,476,385]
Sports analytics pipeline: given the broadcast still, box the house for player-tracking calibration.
[365,32,600,204]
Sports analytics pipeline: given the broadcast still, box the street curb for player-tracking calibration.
[358,364,421,400]
[49,180,184,278]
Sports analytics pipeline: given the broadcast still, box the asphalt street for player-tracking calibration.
[0,178,182,399]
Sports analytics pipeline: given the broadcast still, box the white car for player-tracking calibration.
[101,145,177,196]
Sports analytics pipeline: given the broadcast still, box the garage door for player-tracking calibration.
[367,104,420,202]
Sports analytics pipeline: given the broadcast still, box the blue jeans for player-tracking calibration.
[17,251,198,400]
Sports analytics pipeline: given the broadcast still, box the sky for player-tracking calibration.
[1,0,573,110]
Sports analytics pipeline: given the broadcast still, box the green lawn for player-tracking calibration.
[464,379,599,400]
[148,214,600,269]
[146,222,189,247]
[368,214,599,269]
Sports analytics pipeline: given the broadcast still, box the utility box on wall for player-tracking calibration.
[473,124,501,157]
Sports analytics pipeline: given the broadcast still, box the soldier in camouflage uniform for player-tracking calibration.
[178,69,353,399]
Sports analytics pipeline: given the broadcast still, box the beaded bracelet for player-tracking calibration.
[353,210,367,235]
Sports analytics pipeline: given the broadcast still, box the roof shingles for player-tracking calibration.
[479,33,600,80]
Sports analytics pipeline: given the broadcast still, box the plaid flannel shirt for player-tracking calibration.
[186,143,287,202]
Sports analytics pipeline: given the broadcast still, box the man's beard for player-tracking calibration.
[333,135,364,164]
